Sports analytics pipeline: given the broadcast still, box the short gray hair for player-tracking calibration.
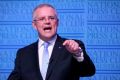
[32,3,58,21]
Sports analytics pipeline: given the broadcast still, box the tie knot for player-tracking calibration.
[44,42,49,48]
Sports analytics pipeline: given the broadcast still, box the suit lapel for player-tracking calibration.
[32,41,43,80]
[46,36,65,80]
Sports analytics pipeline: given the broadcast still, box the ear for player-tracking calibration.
[32,21,37,30]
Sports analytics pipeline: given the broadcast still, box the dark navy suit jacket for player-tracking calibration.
[8,35,95,80]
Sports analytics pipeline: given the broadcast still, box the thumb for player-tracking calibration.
[63,40,69,46]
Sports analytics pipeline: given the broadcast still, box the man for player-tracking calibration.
[8,3,95,80]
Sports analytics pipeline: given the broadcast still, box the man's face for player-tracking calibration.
[32,6,58,41]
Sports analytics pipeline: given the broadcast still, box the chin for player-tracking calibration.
[45,34,56,39]
[40,33,56,41]
[43,35,53,39]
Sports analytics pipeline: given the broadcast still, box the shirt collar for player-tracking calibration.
[38,35,57,47]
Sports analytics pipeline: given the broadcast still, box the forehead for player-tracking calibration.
[34,6,56,16]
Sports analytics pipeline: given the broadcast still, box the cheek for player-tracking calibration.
[52,25,57,31]
[38,28,44,33]
[53,22,58,29]
[35,23,43,30]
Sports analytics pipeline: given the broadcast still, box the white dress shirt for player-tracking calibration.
[38,35,84,72]
[38,35,57,72]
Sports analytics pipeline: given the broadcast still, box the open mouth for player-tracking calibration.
[44,27,52,32]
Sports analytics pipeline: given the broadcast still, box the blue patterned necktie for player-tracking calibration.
[41,42,49,80]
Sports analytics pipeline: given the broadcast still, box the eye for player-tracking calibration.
[34,17,45,21]
[49,16,56,20]
[38,17,45,21]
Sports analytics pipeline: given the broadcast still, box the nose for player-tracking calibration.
[44,18,50,25]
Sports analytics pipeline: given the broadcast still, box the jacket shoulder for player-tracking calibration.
[19,41,37,51]
[16,41,38,57]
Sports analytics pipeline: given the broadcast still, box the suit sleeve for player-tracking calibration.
[7,49,22,80]
[74,40,96,77]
